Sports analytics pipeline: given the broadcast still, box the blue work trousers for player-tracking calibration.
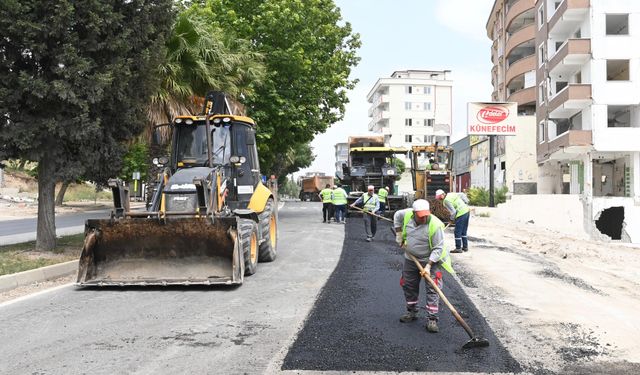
[454,212,470,249]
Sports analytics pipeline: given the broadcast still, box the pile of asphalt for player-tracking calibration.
[282,217,522,373]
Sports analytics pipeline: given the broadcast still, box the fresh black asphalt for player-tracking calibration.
[282,215,522,373]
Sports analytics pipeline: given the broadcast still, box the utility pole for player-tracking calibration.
[489,135,495,207]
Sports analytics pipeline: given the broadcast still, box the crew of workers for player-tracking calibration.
[318,184,348,223]
[314,183,471,334]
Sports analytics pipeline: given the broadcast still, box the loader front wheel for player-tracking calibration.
[258,198,277,262]
[239,219,258,276]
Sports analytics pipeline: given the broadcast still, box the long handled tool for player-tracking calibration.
[407,252,489,349]
[352,205,489,349]
[350,205,392,222]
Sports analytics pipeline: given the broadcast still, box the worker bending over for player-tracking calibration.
[394,199,453,333]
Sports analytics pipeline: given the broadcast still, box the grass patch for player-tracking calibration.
[64,183,112,202]
[0,233,84,276]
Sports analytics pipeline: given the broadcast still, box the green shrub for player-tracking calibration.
[466,186,508,206]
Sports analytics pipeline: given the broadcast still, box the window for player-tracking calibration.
[406,86,413,94]
[606,14,629,35]
[405,118,413,126]
[538,5,544,29]
[607,60,630,81]
[538,83,546,105]
[424,119,434,127]
[608,105,631,127]
[424,102,432,111]
[405,102,412,110]
[538,121,545,143]
[405,135,412,143]
[424,86,432,95]
[538,43,545,67]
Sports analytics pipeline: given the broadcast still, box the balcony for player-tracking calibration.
[372,94,389,108]
[506,55,535,86]
[549,39,591,77]
[548,84,591,118]
[506,24,535,58]
[549,0,590,39]
[537,130,592,162]
[507,86,536,107]
[506,0,535,32]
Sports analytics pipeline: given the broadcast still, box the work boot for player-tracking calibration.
[399,309,418,323]
[450,248,463,254]
[366,236,372,242]
[462,247,468,252]
[426,319,439,333]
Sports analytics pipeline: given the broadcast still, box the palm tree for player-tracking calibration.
[148,11,265,128]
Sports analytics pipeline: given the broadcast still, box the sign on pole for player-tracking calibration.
[467,102,517,136]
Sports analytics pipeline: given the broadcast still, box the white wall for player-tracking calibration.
[538,161,564,194]
[505,116,538,189]
[492,194,590,239]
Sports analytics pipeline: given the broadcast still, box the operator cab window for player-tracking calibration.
[212,124,231,165]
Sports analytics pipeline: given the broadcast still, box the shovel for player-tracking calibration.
[406,252,490,349]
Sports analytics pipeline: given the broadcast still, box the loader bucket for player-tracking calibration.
[76,217,243,286]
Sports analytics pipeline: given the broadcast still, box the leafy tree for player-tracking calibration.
[275,142,315,185]
[0,0,174,250]
[199,0,361,175]
[120,142,149,183]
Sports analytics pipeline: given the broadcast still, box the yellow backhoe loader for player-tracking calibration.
[76,92,277,286]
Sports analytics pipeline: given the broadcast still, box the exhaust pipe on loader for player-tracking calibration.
[77,216,244,286]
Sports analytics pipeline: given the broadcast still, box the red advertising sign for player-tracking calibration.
[467,102,517,136]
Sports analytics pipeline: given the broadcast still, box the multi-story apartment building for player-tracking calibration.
[482,0,539,194]
[366,70,453,193]
[334,142,348,180]
[366,70,453,150]
[535,0,640,240]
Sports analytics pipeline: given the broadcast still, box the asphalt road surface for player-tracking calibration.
[0,201,344,374]
[282,213,522,373]
[1,201,524,374]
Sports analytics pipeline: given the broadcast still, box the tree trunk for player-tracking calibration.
[56,181,71,207]
[18,159,27,170]
[36,155,56,251]
[55,180,70,206]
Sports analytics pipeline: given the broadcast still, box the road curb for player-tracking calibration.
[0,260,78,292]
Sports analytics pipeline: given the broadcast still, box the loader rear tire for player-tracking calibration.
[258,198,277,262]
[238,219,258,276]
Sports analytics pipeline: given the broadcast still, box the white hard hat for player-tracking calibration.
[412,199,430,217]
[435,189,445,198]
[367,185,374,191]
[385,186,390,191]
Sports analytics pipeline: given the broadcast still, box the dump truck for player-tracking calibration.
[299,175,334,201]
[339,136,408,216]
[76,92,277,286]
[409,143,454,222]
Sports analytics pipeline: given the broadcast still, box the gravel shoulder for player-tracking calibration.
[458,214,640,374]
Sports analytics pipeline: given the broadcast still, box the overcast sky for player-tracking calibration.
[298,0,495,177]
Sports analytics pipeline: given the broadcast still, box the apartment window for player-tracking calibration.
[606,14,629,35]
[538,121,545,143]
[607,60,630,81]
[537,5,544,29]
[538,43,545,67]
[405,118,413,126]
[424,86,432,95]
[406,86,413,94]
[608,105,631,127]
[405,135,412,143]
[405,102,412,110]
[554,1,561,10]
[538,83,546,105]
[424,102,432,111]
[424,118,434,127]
